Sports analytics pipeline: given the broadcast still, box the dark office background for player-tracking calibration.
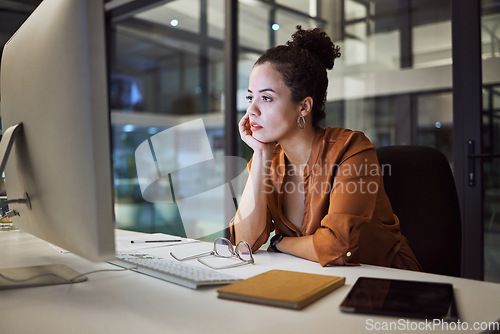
[0,0,499,282]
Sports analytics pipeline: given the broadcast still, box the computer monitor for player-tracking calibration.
[0,0,115,268]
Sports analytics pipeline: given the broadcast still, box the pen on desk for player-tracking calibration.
[130,239,182,244]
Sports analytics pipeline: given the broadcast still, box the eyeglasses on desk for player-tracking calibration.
[170,237,254,270]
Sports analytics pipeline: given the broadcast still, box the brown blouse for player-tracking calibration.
[232,127,422,271]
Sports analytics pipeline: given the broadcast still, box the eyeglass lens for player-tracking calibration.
[235,242,252,262]
[214,238,234,257]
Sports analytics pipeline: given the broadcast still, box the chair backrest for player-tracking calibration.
[376,145,462,277]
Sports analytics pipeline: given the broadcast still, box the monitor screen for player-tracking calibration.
[0,0,115,262]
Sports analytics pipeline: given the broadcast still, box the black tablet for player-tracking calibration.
[340,277,459,321]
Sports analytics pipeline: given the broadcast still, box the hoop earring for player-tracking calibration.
[297,116,306,129]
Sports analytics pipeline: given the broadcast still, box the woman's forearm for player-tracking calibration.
[233,152,273,245]
[276,235,344,265]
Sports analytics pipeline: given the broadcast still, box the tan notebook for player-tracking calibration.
[217,269,345,310]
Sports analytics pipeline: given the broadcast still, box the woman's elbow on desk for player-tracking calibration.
[274,235,346,266]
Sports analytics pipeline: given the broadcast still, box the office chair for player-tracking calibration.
[376,146,462,277]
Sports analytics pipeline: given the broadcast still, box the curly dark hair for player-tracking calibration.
[254,25,341,128]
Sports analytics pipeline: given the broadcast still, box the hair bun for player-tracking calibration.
[287,25,341,70]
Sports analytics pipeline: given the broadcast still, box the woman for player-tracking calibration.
[231,26,421,271]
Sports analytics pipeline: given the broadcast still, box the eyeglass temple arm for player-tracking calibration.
[170,251,213,261]
[197,257,254,270]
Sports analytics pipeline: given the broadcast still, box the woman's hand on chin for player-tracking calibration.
[239,113,275,157]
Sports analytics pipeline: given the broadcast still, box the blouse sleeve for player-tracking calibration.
[312,132,386,266]
[229,209,273,252]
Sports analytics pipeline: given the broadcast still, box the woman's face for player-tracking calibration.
[246,62,302,143]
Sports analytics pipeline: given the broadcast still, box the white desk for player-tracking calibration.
[1,229,499,334]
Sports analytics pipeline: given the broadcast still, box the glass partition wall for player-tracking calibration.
[108,0,228,239]
[327,0,454,151]
[107,0,325,239]
[105,0,500,281]
[482,0,500,283]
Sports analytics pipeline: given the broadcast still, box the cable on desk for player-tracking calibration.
[68,266,139,282]
[0,266,138,284]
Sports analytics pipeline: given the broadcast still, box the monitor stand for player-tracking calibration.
[0,123,23,175]
[0,264,87,290]
[0,123,87,289]
[0,123,31,218]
